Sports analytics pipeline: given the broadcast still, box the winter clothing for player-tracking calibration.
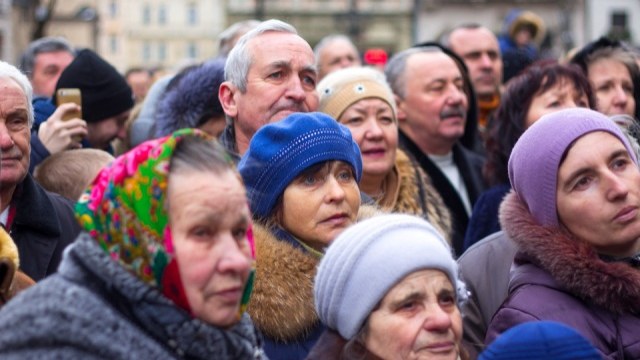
[76,129,254,313]
[130,75,173,147]
[10,173,80,281]
[238,112,362,219]
[509,108,635,228]
[480,321,601,360]
[155,59,226,138]
[570,36,640,122]
[463,183,510,251]
[0,233,265,359]
[317,66,396,121]
[399,131,485,256]
[0,226,35,305]
[486,192,640,359]
[458,230,517,354]
[54,49,133,123]
[315,214,466,340]
[384,150,452,241]
[498,9,545,60]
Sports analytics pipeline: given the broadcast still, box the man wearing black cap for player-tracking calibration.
[30,49,134,170]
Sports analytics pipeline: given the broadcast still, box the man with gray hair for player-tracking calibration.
[19,36,75,98]
[219,19,319,158]
[385,46,485,255]
[0,60,80,281]
[217,19,260,57]
[314,34,361,80]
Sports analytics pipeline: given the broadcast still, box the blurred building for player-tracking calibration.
[3,0,640,72]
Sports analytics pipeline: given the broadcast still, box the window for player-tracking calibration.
[143,41,151,61]
[158,42,166,61]
[187,42,197,58]
[158,4,166,25]
[109,0,117,18]
[142,4,151,25]
[187,3,197,25]
[110,35,118,54]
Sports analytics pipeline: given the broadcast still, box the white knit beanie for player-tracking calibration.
[314,214,468,340]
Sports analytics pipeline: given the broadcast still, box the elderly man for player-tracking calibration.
[0,60,79,281]
[385,46,485,255]
[219,19,319,158]
[446,24,503,132]
[19,37,75,99]
[314,34,361,80]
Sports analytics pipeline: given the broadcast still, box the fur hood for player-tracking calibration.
[394,149,452,243]
[248,204,381,342]
[499,191,640,314]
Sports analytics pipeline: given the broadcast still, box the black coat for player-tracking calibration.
[399,131,485,256]
[9,173,80,280]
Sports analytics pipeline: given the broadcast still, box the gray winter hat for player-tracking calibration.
[314,214,468,340]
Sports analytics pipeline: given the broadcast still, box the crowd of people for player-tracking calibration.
[0,11,637,359]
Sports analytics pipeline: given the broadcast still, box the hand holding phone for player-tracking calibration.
[56,88,82,122]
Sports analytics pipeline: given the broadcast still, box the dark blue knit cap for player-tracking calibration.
[480,321,601,360]
[238,112,362,219]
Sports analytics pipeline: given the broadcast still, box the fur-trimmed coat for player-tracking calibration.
[248,205,380,360]
[486,192,640,359]
[390,150,452,243]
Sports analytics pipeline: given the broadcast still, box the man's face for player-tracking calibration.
[317,39,361,80]
[30,51,74,98]
[396,52,468,153]
[126,71,151,103]
[86,110,130,150]
[221,31,319,154]
[448,27,502,99]
[0,78,31,192]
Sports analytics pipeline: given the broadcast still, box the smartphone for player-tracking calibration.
[56,88,82,121]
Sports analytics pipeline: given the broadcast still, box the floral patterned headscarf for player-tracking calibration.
[75,128,255,314]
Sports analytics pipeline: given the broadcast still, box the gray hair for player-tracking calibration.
[224,19,298,93]
[19,37,74,79]
[586,46,639,81]
[0,61,34,127]
[170,135,235,175]
[440,23,484,48]
[218,19,261,57]
[314,34,357,61]
[384,46,442,99]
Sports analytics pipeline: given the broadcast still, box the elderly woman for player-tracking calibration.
[0,129,265,358]
[486,108,640,359]
[311,214,469,359]
[317,66,451,241]
[238,112,371,359]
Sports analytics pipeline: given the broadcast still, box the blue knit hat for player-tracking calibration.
[509,108,636,227]
[238,112,362,219]
[480,321,601,360]
[314,214,467,340]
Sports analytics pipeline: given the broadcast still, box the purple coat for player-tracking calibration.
[486,192,640,360]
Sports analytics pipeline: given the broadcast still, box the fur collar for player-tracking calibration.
[499,191,640,314]
[394,149,452,242]
[248,205,381,342]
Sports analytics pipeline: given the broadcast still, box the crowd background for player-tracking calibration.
[0,5,637,360]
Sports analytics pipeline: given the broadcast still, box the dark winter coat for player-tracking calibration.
[10,173,80,281]
[399,131,485,256]
[463,183,511,252]
[458,230,517,355]
[0,233,266,359]
[486,192,640,360]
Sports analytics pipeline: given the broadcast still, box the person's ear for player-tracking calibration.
[395,94,407,123]
[219,81,239,118]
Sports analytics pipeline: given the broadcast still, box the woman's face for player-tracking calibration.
[525,79,590,128]
[557,131,640,257]
[168,169,252,328]
[588,58,635,117]
[338,98,398,178]
[364,269,462,360]
[280,161,360,250]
